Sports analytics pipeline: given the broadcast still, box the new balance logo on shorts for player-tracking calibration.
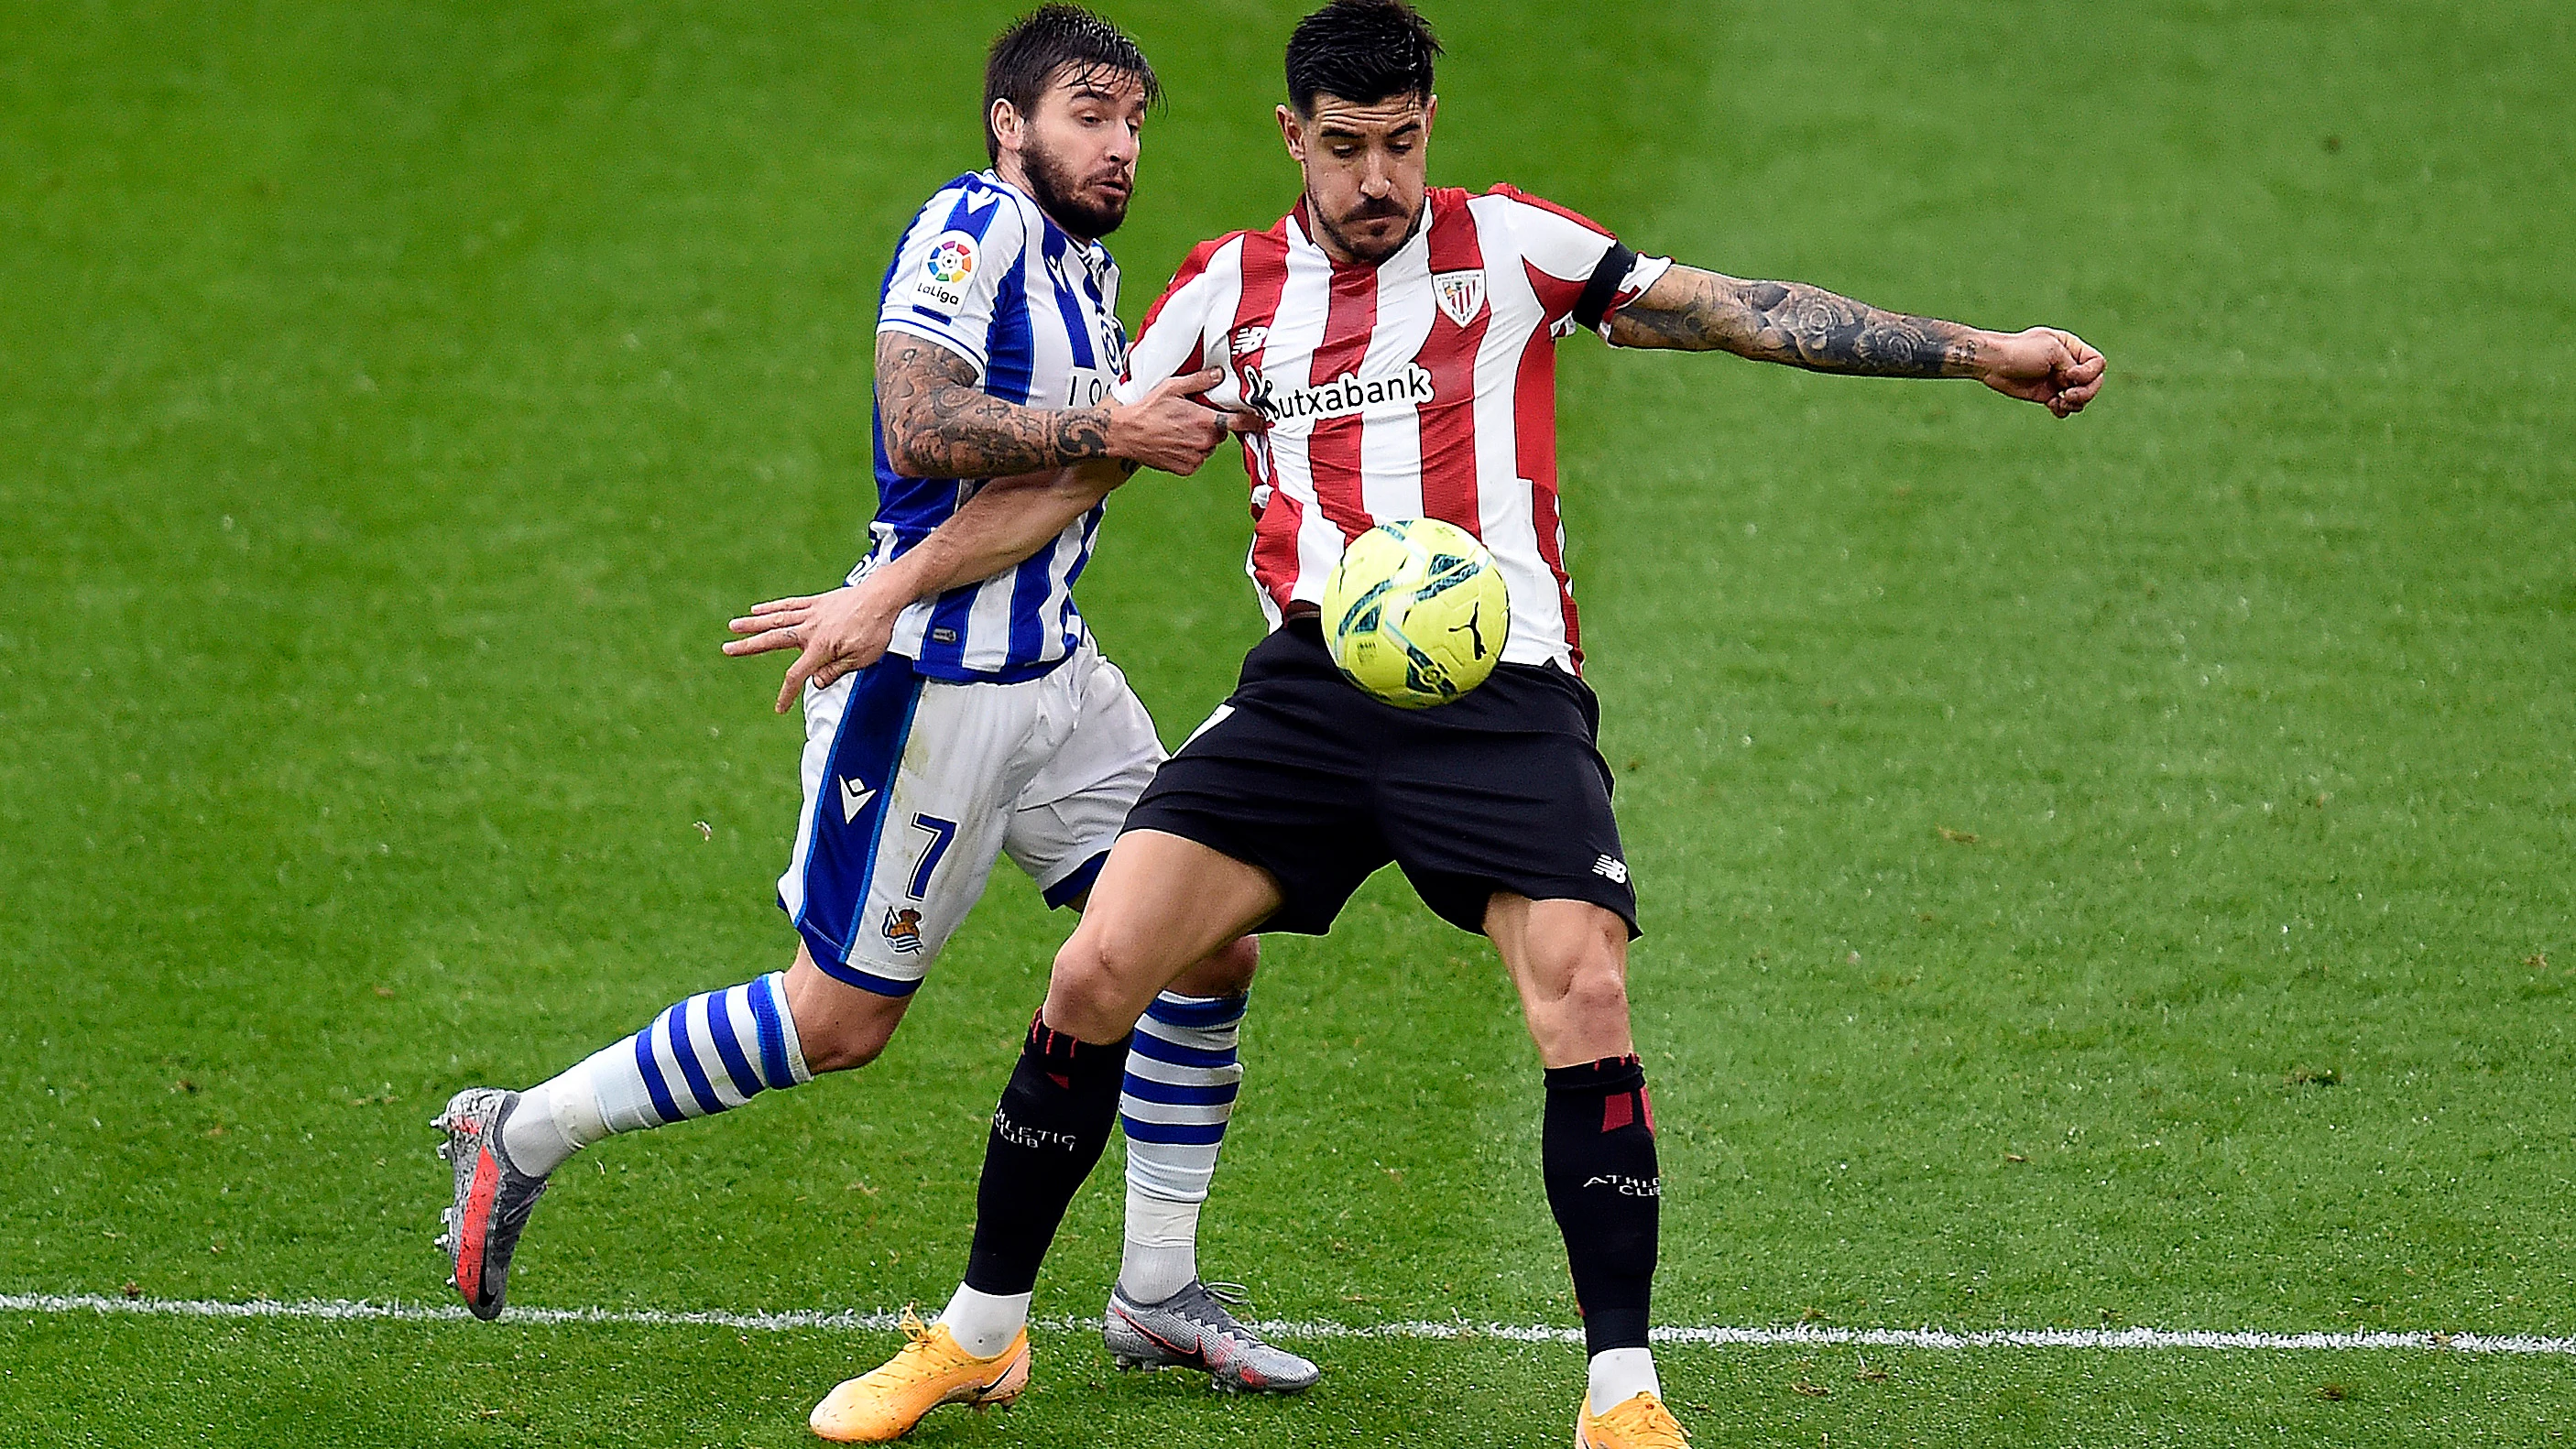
[1592,854,1629,885]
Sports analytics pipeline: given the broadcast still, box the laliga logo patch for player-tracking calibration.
[912,231,978,310]
[881,905,925,954]
[926,234,977,284]
[1433,270,1486,327]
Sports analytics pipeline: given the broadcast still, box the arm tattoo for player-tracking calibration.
[874,333,1115,478]
[1607,267,1983,378]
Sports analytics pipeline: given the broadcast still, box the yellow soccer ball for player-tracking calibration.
[1319,518,1511,708]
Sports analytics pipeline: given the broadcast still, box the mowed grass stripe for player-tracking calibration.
[13,1294,2576,1357]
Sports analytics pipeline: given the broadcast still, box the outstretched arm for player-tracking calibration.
[876,333,1248,477]
[1605,265,2105,417]
[724,458,1132,713]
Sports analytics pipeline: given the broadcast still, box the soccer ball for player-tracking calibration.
[1319,518,1511,709]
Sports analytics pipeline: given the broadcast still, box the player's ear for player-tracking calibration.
[991,97,1026,158]
[1276,104,1304,163]
[1422,94,1437,137]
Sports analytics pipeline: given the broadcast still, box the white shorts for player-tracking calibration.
[775,639,1164,996]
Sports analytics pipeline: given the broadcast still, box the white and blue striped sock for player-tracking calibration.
[1118,990,1245,1302]
[502,971,811,1177]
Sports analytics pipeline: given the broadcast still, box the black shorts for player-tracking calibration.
[1123,617,1639,938]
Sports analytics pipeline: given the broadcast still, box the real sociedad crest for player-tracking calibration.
[1433,270,1487,327]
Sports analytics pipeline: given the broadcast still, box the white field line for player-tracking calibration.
[6,1293,2574,1356]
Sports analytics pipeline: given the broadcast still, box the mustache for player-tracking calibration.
[1345,200,1403,221]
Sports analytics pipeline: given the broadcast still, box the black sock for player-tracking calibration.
[963,1014,1132,1296]
[1542,1054,1661,1356]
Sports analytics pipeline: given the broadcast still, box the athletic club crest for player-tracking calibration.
[1433,269,1487,327]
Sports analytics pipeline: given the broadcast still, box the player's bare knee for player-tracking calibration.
[1171,934,1259,997]
[1042,975,1132,1044]
[1042,938,1130,1041]
[1563,960,1632,1027]
[1049,926,1110,992]
[1522,951,1632,1061]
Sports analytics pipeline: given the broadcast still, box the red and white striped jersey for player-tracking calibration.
[1115,185,1669,671]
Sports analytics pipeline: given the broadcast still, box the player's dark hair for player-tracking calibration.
[983,5,1161,164]
[1284,0,1441,115]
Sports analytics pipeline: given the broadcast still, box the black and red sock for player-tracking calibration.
[963,1013,1132,1296]
[1542,1053,1661,1355]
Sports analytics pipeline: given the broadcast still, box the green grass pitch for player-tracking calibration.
[5,0,2573,1444]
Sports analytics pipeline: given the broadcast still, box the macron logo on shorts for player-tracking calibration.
[1592,854,1629,885]
[838,777,878,823]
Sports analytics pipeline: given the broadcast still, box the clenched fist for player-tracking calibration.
[1978,327,2106,418]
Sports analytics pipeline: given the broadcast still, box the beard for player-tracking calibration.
[1021,134,1129,239]
[1314,194,1420,265]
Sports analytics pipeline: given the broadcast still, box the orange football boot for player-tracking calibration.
[808,1308,1030,1443]
[1577,1389,1691,1448]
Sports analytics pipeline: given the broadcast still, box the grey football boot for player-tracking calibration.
[432,1087,551,1321]
[1103,1280,1320,1393]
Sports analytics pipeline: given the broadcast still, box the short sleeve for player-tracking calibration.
[1110,235,1235,407]
[1487,185,1674,336]
[875,185,1028,379]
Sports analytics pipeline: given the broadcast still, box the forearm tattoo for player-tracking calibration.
[874,333,1114,477]
[1609,267,1982,378]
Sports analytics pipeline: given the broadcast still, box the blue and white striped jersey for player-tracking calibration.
[859,170,1129,683]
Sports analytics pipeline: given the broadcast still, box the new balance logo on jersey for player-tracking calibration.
[1245,363,1436,423]
[1230,324,1270,357]
[838,777,878,823]
[1592,854,1629,884]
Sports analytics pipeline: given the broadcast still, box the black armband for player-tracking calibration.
[1573,243,1639,332]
